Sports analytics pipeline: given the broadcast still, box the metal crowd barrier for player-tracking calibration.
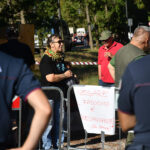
[41,86,65,150]
[11,86,121,150]
[65,85,122,150]
[12,86,65,149]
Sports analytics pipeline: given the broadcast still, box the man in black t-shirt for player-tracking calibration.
[40,34,73,150]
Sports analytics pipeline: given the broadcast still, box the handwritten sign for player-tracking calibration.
[73,85,115,135]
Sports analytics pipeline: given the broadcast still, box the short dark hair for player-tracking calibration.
[47,34,62,48]
[6,25,19,38]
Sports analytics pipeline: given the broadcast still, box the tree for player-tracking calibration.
[61,0,86,28]
[0,0,58,30]
[85,2,93,50]
[127,0,149,29]
[0,0,149,48]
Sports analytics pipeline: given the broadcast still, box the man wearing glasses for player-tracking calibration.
[98,30,123,87]
[40,34,73,150]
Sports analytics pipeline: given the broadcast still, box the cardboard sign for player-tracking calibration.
[73,85,115,135]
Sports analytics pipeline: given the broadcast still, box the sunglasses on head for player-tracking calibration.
[52,40,64,44]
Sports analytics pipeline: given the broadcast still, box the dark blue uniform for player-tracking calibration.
[118,55,150,148]
[0,51,40,147]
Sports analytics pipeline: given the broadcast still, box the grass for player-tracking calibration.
[34,47,99,85]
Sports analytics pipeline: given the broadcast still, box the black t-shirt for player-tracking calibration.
[40,55,68,99]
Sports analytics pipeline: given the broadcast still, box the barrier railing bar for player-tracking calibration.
[18,100,22,147]
[66,85,73,150]
[101,131,105,150]
[84,130,87,149]
[12,98,22,147]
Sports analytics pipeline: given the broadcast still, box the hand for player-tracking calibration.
[104,52,113,58]
[64,70,73,78]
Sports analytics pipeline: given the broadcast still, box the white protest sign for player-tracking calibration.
[73,85,115,135]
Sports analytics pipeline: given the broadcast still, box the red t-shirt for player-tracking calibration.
[98,41,123,83]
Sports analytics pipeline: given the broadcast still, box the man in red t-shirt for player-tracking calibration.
[98,30,123,87]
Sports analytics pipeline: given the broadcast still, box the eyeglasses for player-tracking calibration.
[102,37,111,43]
[52,40,64,44]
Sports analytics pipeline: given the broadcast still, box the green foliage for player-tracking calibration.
[127,0,149,30]
[0,0,149,45]
[61,0,149,45]
[61,0,86,28]
[0,0,57,26]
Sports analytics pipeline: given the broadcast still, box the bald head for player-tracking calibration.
[131,26,150,50]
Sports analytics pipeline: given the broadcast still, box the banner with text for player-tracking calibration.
[73,85,115,135]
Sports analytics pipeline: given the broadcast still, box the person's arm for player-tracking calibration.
[98,64,101,80]
[108,63,115,80]
[9,89,51,150]
[118,110,136,132]
[46,69,73,82]
[104,52,113,59]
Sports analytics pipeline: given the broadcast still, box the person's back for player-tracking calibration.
[108,26,150,87]
[118,55,150,148]
[0,31,36,143]
[0,51,37,144]
[115,43,146,87]
[0,51,51,149]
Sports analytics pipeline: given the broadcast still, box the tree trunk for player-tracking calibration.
[20,10,26,24]
[104,1,108,17]
[58,0,65,51]
[94,15,99,49]
[85,3,94,50]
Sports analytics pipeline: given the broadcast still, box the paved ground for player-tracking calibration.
[61,105,127,150]
[62,119,127,150]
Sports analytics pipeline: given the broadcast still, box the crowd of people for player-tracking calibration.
[0,24,150,150]
[0,26,78,150]
[98,26,150,150]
